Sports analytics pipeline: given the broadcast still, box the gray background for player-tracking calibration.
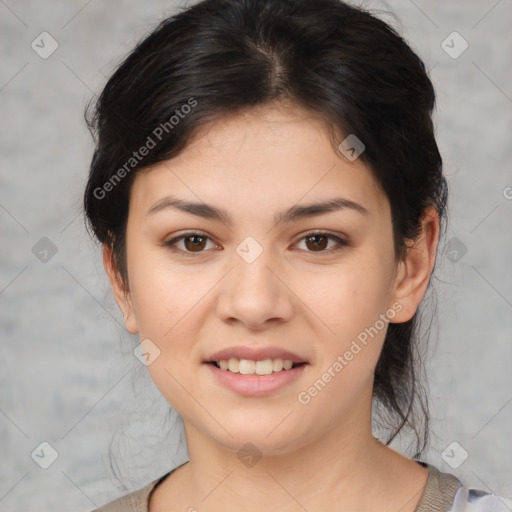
[1,0,511,510]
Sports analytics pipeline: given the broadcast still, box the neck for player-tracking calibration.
[159,420,426,512]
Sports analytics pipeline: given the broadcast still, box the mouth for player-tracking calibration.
[206,358,307,376]
[204,357,309,396]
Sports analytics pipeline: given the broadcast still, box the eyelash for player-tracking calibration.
[163,231,348,257]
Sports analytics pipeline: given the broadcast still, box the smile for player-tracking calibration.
[205,359,308,396]
[210,357,304,375]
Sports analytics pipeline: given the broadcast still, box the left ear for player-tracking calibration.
[389,206,440,323]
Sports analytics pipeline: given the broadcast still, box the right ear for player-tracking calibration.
[102,244,139,334]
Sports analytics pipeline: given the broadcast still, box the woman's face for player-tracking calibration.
[106,104,431,455]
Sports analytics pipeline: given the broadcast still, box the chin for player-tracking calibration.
[206,415,309,456]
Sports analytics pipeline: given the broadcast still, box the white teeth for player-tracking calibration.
[256,359,274,375]
[227,358,239,373]
[216,357,297,375]
[272,358,284,371]
[239,359,256,375]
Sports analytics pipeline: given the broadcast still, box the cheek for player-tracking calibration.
[126,246,211,337]
[295,268,393,415]
[302,257,393,336]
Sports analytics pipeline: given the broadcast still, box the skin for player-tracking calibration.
[104,102,439,512]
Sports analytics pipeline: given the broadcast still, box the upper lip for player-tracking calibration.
[206,346,308,364]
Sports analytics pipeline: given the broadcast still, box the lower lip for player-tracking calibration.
[204,362,308,396]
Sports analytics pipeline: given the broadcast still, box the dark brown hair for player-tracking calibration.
[84,0,448,458]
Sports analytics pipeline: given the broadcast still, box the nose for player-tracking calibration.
[215,242,294,330]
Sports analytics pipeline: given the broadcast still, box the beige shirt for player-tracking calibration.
[91,461,502,512]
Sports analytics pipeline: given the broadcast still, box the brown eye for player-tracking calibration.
[164,231,347,257]
[295,232,348,253]
[305,234,329,251]
[183,235,208,252]
[164,232,216,256]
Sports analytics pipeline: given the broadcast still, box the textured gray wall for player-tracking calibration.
[1,1,511,510]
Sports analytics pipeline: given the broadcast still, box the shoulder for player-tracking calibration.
[417,463,512,512]
[89,461,188,512]
[89,476,165,512]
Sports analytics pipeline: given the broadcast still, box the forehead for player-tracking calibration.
[129,105,389,220]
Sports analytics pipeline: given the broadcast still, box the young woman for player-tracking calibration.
[83,0,511,510]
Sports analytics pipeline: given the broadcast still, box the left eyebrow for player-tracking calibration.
[275,197,368,225]
[145,195,369,225]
